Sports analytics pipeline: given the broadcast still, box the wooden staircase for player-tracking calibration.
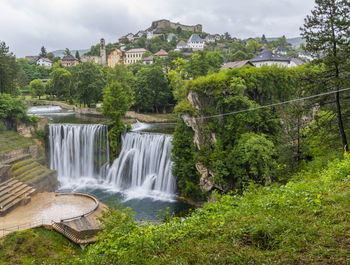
[0,178,36,216]
[52,222,97,244]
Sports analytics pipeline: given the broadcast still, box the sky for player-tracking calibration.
[0,0,316,58]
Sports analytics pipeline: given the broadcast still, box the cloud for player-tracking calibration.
[0,0,315,57]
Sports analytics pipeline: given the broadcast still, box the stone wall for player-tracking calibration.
[151,19,202,32]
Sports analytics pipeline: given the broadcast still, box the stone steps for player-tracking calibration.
[52,222,95,244]
[0,178,36,216]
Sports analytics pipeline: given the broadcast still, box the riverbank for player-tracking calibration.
[26,100,177,123]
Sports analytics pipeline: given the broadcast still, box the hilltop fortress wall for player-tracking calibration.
[151,19,202,32]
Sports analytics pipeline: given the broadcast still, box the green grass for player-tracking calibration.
[0,227,82,265]
[81,154,350,264]
[11,159,55,185]
[0,131,35,154]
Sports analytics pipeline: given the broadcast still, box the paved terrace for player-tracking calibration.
[0,192,104,239]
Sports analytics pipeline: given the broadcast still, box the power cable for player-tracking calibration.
[194,87,350,120]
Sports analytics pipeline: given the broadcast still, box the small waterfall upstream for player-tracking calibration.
[49,124,176,200]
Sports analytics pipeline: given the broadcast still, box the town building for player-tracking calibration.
[126,33,135,42]
[62,55,79,67]
[142,55,153,65]
[36,58,53,68]
[274,46,287,55]
[81,38,107,66]
[205,35,216,43]
[175,40,188,51]
[154,49,168,59]
[124,48,147,65]
[249,50,290,67]
[187,34,205,50]
[221,60,254,70]
[108,48,123,67]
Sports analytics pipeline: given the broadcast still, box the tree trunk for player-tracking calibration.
[335,91,348,151]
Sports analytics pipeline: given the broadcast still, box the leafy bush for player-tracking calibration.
[78,154,350,264]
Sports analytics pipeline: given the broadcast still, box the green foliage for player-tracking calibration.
[102,81,133,159]
[300,0,350,151]
[70,62,105,106]
[29,78,45,99]
[78,155,350,264]
[0,228,81,265]
[49,67,72,100]
[16,58,50,87]
[0,41,19,95]
[0,93,28,130]
[133,64,172,113]
[171,121,204,200]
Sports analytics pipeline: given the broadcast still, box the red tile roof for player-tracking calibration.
[154,49,168,56]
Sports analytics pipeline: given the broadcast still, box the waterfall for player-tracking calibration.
[106,132,176,200]
[49,124,176,200]
[49,124,109,185]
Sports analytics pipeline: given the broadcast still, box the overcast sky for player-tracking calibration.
[0,0,315,58]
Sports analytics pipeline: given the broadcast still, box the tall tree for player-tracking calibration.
[75,51,81,62]
[29,79,45,99]
[39,46,47,58]
[70,62,104,107]
[0,41,18,95]
[63,48,71,56]
[50,68,72,100]
[300,0,350,151]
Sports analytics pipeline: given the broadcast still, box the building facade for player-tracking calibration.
[108,49,123,67]
[36,58,52,68]
[124,48,147,65]
[62,55,79,67]
[187,34,205,50]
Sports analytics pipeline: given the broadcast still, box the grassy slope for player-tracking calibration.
[83,155,350,264]
[0,131,35,153]
[0,228,81,265]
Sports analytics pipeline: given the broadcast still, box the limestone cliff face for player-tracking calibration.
[182,91,217,192]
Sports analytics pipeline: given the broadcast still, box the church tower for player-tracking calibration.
[100,38,106,65]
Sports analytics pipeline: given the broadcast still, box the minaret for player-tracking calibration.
[100,38,106,65]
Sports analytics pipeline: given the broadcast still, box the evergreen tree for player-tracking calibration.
[39,46,47,58]
[300,0,350,151]
[75,51,81,62]
[0,41,18,95]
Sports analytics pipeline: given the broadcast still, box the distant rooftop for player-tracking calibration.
[126,48,147,53]
[188,34,204,43]
[250,50,290,63]
[62,55,78,61]
[155,49,168,56]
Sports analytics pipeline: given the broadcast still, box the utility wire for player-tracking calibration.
[195,87,350,120]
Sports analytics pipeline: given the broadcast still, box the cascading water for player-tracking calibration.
[49,124,109,185]
[49,123,176,200]
[106,132,176,200]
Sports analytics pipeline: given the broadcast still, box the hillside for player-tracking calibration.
[79,154,350,264]
[267,36,305,48]
[51,49,89,58]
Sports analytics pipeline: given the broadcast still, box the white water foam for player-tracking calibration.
[49,124,176,201]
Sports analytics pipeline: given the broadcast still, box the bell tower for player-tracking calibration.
[100,38,106,65]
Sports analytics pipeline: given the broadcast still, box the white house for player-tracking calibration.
[36,58,52,68]
[126,33,135,42]
[124,48,147,65]
[274,46,287,55]
[175,40,188,51]
[187,34,205,50]
[249,50,290,67]
[205,35,216,43]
